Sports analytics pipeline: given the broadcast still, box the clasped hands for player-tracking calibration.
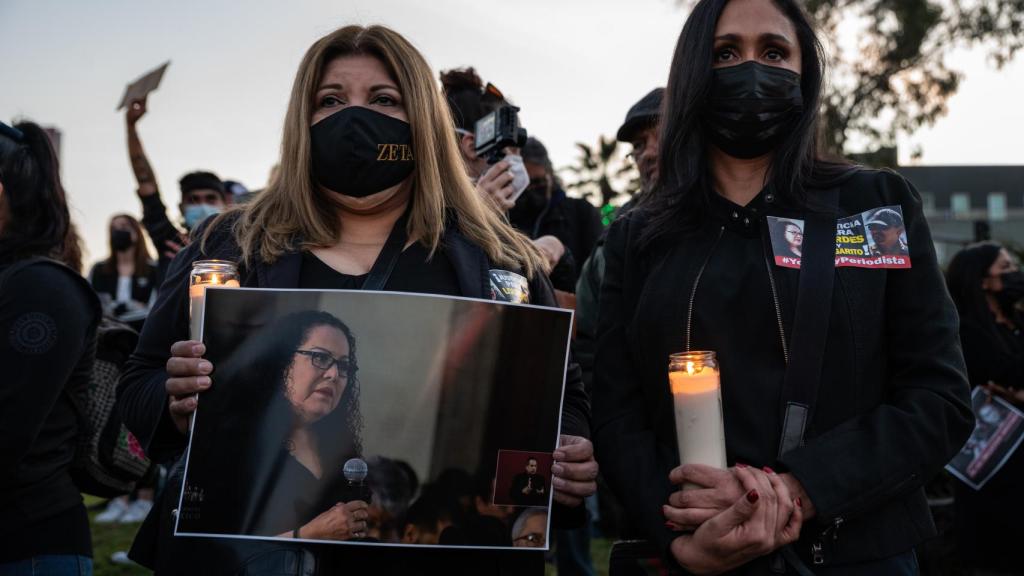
[663,463,811,575]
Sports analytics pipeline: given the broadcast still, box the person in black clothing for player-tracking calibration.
[514,137,603,292]
[946,242,1024,575]
[124,97,227,281]
[508,458,547,507]
[0,120,101,574]
[593,0,973,573]
[88,213,159,327]
[116,25,596,575]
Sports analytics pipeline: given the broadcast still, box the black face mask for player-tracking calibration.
[509,184,549,226]
[111,229,134,252]
[704,61,803,159]
[310,107,415,198]
[995,271,1024,315]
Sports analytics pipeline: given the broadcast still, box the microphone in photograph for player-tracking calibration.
[341,457,372,504]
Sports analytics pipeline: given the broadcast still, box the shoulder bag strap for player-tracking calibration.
[361,208,410,292]
[777,186,840,459]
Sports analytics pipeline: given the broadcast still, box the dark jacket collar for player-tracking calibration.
[253,227,491,298]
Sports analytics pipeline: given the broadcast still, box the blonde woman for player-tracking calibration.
[117,25,595,574]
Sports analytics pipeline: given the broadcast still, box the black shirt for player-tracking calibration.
[692,190,787,467]
[508,472,547,507]
[299,243,461,296]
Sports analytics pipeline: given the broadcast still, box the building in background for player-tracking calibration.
[896,165,1024,266]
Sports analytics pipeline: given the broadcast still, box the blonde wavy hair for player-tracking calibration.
[208,25,546,279]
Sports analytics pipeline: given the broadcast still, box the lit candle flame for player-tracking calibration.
[686,361,696,375]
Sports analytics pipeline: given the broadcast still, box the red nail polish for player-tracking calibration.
[746,489,759,503]
[763,466,775,474]
[736,463,748,468]
[795,497,803,508]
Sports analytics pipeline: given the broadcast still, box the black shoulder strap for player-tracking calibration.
[777,187,840,459]
[361,208,410,291]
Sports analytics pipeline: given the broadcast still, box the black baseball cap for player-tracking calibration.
[616,88,664,142]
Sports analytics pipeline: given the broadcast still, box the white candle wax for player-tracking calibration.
[670,368,727,472]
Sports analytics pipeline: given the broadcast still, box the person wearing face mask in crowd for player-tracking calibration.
[0,120,100,575]
[946,242,1024,576]
[116,25,596,575]
[88,214,159,328]
[593,0,973,573]
[439,69,582,289]
[124,97,228,281]
[512,137,603,293]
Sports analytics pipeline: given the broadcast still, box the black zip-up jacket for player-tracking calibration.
[0,258,100,561]
[116,214,589,575]
[593,169,973,572]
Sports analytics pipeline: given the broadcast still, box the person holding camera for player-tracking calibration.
[440,69,593,291]
[440,68,529,213]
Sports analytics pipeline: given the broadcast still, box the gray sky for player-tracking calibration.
[1,0,1021,264]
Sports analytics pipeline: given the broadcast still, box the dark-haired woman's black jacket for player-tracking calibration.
[593,169,973,571]
[0,259,100,562]
[116,215,589,575]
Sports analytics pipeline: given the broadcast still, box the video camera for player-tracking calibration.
[474,105,527,165]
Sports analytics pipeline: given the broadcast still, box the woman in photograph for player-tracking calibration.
[592,0,973,573]
[117,24,595,574]
[946,242,1024,575]
[192,310,369,542]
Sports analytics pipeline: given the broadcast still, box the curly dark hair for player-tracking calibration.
[236,310,364,459]
[197,310,365,534]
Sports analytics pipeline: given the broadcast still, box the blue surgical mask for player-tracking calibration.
[183,204,222,230]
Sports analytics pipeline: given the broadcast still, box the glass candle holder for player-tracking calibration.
[188,260,239,341]
[669,351,727,481]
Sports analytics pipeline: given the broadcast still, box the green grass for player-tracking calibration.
[86,495,612,575]
[84,496,150,576]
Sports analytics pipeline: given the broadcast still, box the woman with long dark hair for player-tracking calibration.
[946,242,1024,575]
[0,120,100,574]
[593,0,973,573]
[88,213,159,325]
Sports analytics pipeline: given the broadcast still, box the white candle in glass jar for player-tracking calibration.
[188,263,240,341]
[669,352,727,478]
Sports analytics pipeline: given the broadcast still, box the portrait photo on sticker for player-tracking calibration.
[768,218,804,259]
[864,207,908,257]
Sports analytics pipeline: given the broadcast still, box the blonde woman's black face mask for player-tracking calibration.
[310,106,415,198]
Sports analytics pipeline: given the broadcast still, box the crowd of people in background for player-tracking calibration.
[2,0,1020,574]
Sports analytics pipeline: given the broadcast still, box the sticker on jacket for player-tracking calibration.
[767,205,910,270]
[489,269,530,303]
